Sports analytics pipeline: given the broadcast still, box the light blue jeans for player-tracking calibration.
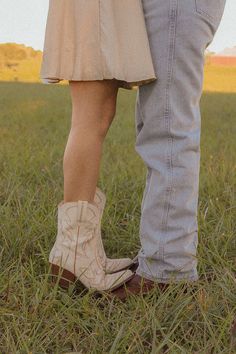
[135,0,226,283]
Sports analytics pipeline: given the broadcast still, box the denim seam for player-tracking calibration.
[136,92,153,216]
[161,0,178,252]
[141,168,151,213]
[195,0,225,27]
[136,90,146,133]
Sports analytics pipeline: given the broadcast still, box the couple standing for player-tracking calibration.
[40,0,226,300]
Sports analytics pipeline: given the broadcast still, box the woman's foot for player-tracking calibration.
[49,199,134,291]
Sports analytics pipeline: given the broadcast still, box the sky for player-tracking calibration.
[0,0,235,54]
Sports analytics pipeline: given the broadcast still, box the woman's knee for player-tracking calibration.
[69,80,118,138]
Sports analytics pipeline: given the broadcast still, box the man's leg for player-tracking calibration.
[135,0,226,283]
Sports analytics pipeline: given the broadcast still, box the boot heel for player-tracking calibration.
[50,263,76,289]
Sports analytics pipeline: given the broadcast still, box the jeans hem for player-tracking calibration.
[136,268,199,284]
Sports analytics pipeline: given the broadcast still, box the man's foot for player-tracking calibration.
[110,274,169,301]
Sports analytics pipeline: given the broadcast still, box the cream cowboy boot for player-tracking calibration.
[94,187,136,273]
[49,200,134,291]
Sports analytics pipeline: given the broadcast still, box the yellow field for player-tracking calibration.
[203,64,236,93]
[0,57,42,83]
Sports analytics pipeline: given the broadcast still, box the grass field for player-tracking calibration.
[0,79,235,353]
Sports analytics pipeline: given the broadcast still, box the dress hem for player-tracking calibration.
[40,75,157,90]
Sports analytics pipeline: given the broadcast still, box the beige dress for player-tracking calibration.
[40,0,157,90]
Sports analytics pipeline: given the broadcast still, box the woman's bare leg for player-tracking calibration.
[63,80,119,203]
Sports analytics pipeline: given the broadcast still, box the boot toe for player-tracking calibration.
[106,257,134,273]
[105,269,134,291]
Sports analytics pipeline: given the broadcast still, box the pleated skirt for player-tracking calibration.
[40,0,157,89]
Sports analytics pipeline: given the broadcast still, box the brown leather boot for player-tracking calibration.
[109,274,169,301]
